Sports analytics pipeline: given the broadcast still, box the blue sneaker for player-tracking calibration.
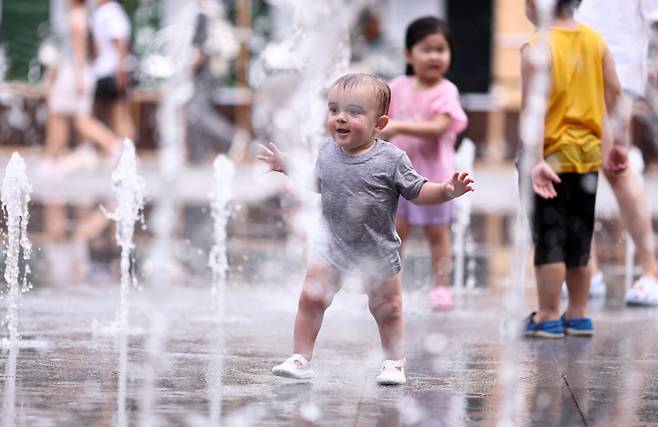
[561,314,593,336]
[523,312,565,338]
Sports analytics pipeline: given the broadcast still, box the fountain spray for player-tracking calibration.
[498,0,555,425]
[207,154,235,423]
[104,139,146,426]
[144,2,196,288]
[0,153,31,427]
[452,138,476,299]
[1,153,32,346]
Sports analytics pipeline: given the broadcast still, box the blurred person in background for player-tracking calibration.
[379,17,468,311]
[185,0,244,164]
[521,0,625,337]
[576,0,658,305]
[41,0,123,176]
[91,0,135,141]
[349,6,402,80]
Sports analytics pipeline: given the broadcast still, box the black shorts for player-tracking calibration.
[532,172,598,268]
[95,76,127,102]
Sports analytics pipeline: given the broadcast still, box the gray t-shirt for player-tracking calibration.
[314,138,427,278]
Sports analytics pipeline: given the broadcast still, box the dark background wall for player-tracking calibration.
[447,0,493,93]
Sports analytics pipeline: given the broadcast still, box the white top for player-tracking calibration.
[577,0,658,96]
[91,1,131,78]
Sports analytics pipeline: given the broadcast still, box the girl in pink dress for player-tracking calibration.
[380,17,468,310]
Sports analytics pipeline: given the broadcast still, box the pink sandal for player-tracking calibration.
[430,287,454,310]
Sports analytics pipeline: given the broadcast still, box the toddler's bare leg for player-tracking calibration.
[565,264,591,319]
[534,263,565,322]
[367,273,404,360]
[292,262,341,361]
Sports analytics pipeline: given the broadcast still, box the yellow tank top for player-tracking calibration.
[532,24,606,173]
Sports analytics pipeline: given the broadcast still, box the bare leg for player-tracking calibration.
[45,113,70,158]
[44,204,68,242]
[292,262,341,361]
[590,235,600,276]
[565,264,591,319]
[424,225,451,289]
[367,273,404,360]
[534,263,565,322]
[74,115,119,155]
[605,167,658,279]
[110,99,135,141]
[73,208,111,242]
[395,216,410,256]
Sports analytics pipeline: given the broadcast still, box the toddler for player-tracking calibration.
[259,73,474,384]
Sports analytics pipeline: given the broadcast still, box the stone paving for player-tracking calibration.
[1,280,658,426]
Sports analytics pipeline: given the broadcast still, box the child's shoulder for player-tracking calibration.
[318,138,335,156]
[321,137,337,148]
[577,22,606,45]
[376,139,407,159]
[389,75,411,90]
[437,78,459,95]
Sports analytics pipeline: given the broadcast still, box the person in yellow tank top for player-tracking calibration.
[521,0,629,338]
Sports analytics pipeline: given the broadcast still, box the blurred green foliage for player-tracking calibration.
[0,0,49,80]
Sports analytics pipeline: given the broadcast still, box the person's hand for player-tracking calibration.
[446,171,475,199]
[603,144,628,175]
[531,161,561,199]
[257,142,286,173]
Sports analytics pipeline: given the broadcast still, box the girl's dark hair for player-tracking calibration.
[404,16,453,76]
[556,0,582,13]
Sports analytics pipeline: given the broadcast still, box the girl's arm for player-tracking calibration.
[113,37,129,90]
[380,113,453,140]
[412,172,474,205]
[70,9,87,93]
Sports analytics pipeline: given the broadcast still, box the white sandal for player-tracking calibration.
[376,358,406,385]
[272,354,315,379]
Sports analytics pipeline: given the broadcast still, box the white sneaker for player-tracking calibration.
[626,276,658,306]
[272,354,314,379]
[375,359,406,385]
[589,272,606,297]
[561,272,606,299]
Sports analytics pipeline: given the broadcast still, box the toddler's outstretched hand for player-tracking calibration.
[257,142,286,173]
[447,172,475,199]
[532,161,561,199]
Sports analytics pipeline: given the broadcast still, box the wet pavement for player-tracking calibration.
[1,281,658,426]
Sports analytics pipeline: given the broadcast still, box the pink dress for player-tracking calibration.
[388,76,468,226]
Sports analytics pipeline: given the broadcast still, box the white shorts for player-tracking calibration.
[48,63,96,116]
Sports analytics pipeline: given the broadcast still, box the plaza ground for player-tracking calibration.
[1,279,658,426]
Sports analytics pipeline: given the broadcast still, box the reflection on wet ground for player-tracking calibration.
[1,284,657,426]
